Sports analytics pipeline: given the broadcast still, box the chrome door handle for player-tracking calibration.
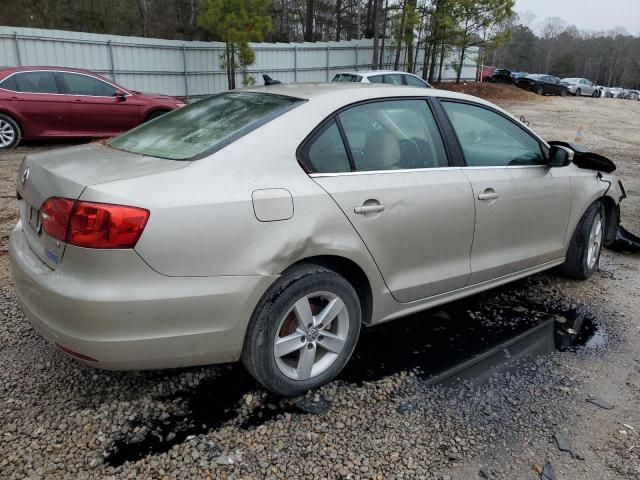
[354,204,385,215]
[478,190,499,201]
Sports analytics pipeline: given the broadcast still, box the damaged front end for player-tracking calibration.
[548,141,640,254]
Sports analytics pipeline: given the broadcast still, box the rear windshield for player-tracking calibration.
[332,73,363,82]
[109,92,304,160]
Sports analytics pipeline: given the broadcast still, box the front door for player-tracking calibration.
[440,100,572,285]
[303,99,475,302]
[57,72,140,136]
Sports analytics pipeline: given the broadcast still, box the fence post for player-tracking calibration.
[107,40,116,81]
[354,44,358,70]
[293,44,298,82]
[326,44,330,81]
[182,45,189,100]
[13,32,22,66]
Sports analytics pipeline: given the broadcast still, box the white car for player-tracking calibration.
[560,78,599,97]
[332,70,432,88]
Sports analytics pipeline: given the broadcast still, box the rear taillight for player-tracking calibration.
[40,197,149,249]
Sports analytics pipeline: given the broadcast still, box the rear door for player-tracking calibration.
[2,71,72,137]
[304,99,475,302]
[57,71,141,136]
[439,100,572,285]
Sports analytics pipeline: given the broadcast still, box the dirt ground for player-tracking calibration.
[0,93,639,479]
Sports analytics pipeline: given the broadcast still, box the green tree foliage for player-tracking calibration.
[197,0,272,89]
[450,0,514,82]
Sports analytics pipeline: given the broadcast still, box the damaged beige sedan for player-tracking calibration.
[10,83,626,396]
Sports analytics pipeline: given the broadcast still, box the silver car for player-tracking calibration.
[560,78,599,97]
[10,84,625,396]
[332,70,432,88]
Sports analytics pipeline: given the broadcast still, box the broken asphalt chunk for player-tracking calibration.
[554,432,577,458]
[586,396,614,410]
[541,463,555,480]
[479,466,490,478]
[295,395,331,414]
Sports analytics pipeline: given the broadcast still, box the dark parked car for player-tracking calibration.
[489,68,513,84]
[0,67,185,149]
[515,74,568,96]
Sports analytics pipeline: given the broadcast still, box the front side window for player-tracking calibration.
[110,92,304,160]
[442,101,544,167]
[338,100,448,171]
[12,71,59,94]
[404,75,427,88]
[382,74,404,85]
[60,73,117,96]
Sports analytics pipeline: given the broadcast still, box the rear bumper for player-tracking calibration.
[9,223,276,370]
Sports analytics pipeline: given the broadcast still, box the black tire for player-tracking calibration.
[536,86,544,95]
[242,264,361,396]
[575,88,581,97]
[560,89,567,97]
[0,113,21,150]
[560,202,604,280]
[144,110,169,122]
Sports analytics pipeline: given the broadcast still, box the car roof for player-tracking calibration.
[334,70,418,77]
[0,66,103,78]
[244,82,491,105]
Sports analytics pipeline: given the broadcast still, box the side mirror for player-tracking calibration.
[548,145,573,167]
[114,90,126,101]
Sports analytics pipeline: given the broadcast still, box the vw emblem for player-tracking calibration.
[20,167,30,189]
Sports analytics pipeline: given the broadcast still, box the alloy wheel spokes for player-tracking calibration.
[274,291,350,380]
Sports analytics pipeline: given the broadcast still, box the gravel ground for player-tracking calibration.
[1,96,639,480]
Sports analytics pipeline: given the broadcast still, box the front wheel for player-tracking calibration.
[561,202,604,279]
[0,114,20,150]
[242,265,361,396]
[536,86,544,95]
[575,88,581,97]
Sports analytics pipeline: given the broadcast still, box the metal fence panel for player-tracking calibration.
[0,26,479,98]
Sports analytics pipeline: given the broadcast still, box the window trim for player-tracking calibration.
[296,96,454,174]
[436,98,549,168]
[0,69,129,98]
[56,71,129,98]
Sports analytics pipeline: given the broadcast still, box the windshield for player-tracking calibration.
[109,92,304,160]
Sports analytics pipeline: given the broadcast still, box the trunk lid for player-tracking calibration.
[17,142,187,269]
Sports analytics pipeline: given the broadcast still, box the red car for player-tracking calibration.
[0,67,185,149]
[476,65,496,82]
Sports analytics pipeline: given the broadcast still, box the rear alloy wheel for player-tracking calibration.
[242,265,361,396]
[561,202,604,279]
[536,86,544,95]
[560,89,567,97]
[0,114,20,150]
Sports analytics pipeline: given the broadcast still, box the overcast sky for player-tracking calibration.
[515,0,640,35]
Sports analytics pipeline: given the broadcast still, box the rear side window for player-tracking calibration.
[442,101,544,167]
[306,121,351,173]
[110,92,304,160]
[368,75,383,84]
[338,100,448,171]
[12,72,59,94]
[60,73,117,96]
[0,75,18,91]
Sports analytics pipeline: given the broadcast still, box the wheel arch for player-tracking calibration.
[285,255,374,326]
[0,110,24,138]
[144,108,170,122]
